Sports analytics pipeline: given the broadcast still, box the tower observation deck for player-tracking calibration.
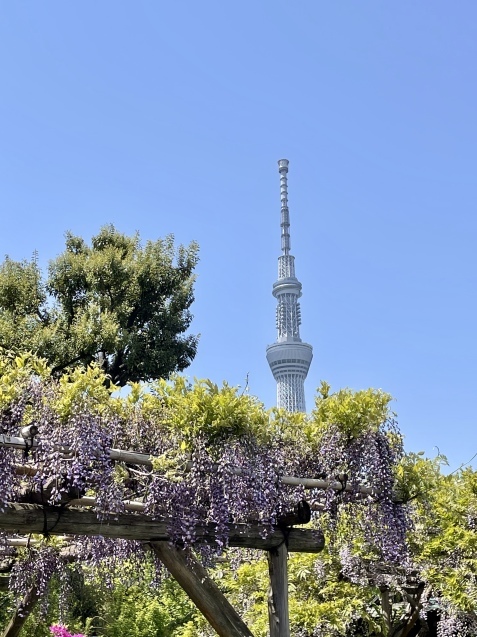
[266,159,313,412]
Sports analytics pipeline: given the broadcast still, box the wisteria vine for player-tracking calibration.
[0,367,412,632]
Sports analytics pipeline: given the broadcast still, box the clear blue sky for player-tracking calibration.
[1,2,476,469]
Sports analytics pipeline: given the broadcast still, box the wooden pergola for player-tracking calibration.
[0,433,363,637]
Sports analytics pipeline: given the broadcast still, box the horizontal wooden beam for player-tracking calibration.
[6,538,40,547]
[0,503,324,553]
[69,496,147,512]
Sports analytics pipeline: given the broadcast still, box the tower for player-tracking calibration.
[266,159,313,412]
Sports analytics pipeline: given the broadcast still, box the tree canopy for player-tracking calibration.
[0,226,199,386]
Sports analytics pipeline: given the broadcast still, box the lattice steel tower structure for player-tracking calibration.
[266,159,313,412]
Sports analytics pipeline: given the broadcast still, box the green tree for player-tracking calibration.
[398,454,477,632]
[0,226,199,386]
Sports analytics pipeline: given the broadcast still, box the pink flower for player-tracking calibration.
[50,625,86,637]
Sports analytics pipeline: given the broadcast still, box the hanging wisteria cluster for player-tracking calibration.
[316,419,408,564]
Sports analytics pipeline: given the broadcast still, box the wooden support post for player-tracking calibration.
[1,584,40,637]
[150,542,254,637]
[267,543,290,637]
[379,586,392,635]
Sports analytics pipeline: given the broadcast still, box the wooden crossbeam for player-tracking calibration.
[0,503,325,552]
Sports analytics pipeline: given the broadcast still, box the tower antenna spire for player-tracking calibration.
[266,160,313,412]
[278,159,291,255]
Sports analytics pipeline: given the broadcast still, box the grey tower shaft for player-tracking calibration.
[266,160,313,412]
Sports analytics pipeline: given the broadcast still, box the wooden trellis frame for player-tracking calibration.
[0,510,322,637]
[0,434,343,637]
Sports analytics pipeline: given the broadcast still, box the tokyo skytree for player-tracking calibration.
[266,159,313,412]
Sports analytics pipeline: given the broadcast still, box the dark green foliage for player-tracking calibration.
[0,226,199,386]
